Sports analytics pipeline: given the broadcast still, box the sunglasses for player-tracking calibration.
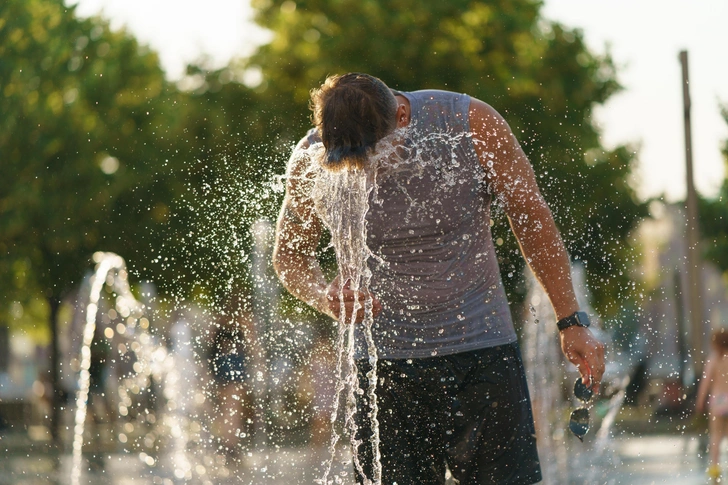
[569,377,594,442]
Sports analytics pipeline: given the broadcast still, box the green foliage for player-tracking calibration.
[0,0,174,318]
[149,64,291,305]
[699,105,728,272]
[247,0,648,319]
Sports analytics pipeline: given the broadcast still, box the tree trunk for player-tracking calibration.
[48,295,62,446]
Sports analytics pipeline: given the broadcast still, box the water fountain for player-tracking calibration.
[68,252,214,485]
[70,251,145,485]
[65,244,342,485]
[309,145,382,485]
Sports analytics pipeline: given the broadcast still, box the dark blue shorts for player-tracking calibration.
[212,353,247,385]
[355,343,541,485]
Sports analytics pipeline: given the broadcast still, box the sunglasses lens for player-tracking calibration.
[569,407,590,441]
[573,377,593,403]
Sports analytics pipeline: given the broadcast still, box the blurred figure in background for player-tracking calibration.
[208,297,254,457]
[696,328,728,483]
[87,323,112,421]
[304,327,336,448]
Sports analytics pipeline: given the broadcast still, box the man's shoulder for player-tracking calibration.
[407,90,474,128]
[408,89,470,102]
[287,129,323,179]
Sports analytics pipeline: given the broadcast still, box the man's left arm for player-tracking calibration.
[469,98,605,391]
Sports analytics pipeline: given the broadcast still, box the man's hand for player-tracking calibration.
[326,276,382,324]
[560,326,605,393]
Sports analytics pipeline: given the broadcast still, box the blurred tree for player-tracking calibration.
[246,0,648,320]
[700,106,728,271]
[0,0,179,441]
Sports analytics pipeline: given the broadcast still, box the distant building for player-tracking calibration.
[636,202,728,399]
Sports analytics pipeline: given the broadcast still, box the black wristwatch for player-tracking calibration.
[557,311,590,331]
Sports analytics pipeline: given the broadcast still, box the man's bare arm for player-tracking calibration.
[272,147,335,319]
[470,99,576,319]
[272,144,383,323]
[470,98,604,389]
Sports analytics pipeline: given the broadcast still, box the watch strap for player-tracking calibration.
[557,311,590,331]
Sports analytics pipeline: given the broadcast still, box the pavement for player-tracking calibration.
[585,434,709,485]
[0,431,719,484]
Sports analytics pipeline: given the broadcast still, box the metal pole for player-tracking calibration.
[679,50,704,378]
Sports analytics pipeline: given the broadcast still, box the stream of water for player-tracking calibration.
[70,252,147,485]
[306,144,381,485]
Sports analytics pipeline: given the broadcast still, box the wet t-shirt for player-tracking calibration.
[304,90,516,360]
[362,90,515,359]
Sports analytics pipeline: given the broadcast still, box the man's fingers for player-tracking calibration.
[333,298,378,322]
[592,342,606,392]
[561,327,605,394]
[573,358,592,388]
[327,277,382,323]
[372,298,382,316]
[571,352,598,392]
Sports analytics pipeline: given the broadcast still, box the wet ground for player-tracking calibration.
[0,430,716,484]
[592,434,708,485]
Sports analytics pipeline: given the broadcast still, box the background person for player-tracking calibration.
[208,298,254,458]
[696,328,728,483]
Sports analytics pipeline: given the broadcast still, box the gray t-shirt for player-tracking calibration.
[304,89,517,359]
[362,90,516,359]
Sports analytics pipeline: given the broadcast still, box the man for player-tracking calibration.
[272,72,604,485]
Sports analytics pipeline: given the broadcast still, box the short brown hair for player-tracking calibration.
[310,73,398,171]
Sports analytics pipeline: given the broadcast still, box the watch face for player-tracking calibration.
[575,312,590,328]
[557,311,590,331]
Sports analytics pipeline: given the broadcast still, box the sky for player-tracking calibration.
[70,0,728,202]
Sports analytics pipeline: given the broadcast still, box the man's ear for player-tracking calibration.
[396,103,408,127]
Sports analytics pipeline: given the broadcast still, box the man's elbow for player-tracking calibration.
[271,244,302,285]
[271,246,286,281]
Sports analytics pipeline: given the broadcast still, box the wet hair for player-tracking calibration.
[712,328,728,355]
[310,73,398,171]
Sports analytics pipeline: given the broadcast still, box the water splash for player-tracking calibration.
[523,286,570,483]
[69,252,204,484]
[307,144,381,485]
[164,315,196,481]
[70,252,145,485]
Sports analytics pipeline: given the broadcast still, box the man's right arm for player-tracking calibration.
[272,145,336,320]
[272,142,384,324]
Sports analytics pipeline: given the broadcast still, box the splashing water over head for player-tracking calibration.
[306,143,382,485]
[310,72,398,172]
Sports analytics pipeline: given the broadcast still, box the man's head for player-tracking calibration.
[310,73,398,171]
